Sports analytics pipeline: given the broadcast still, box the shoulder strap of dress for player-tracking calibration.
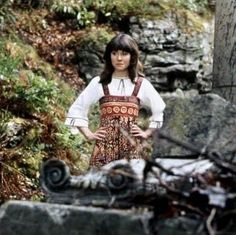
[132,77,143,96]
[102,84,110,95]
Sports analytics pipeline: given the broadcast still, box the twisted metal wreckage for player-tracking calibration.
[40,131,236,235]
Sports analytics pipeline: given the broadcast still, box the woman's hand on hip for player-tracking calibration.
[78,126,107,141]
[91,127,107,141]
[130,124,155,140]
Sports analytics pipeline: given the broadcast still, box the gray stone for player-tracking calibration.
[0,201,152,235]
[131,17,214,93]
[145,51,186,66]
[154,93,236,161]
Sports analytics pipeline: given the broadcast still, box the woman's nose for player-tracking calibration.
[116,52,122,59]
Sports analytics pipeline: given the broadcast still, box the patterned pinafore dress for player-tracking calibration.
[90,77,144,167]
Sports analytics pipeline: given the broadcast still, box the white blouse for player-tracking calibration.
[65,76,166,129]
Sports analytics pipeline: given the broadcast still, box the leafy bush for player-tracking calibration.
[50,0,151,28]
[0,36,90,201]
[0,37,74,114]
[2,72,73,119]
[2,71,60,113]
[0,42,22,77]
[51,0,96,27]
[50,0,211,29]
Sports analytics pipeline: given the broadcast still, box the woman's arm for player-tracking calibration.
[133,78,165,139]
[65,76,103,129]
[138,79,166,129]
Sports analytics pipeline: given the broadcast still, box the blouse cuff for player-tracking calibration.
[69,126,80,135]
[149,121,163,129]
[64,117,88,127]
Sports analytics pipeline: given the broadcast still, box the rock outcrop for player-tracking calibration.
[154,92,236,161]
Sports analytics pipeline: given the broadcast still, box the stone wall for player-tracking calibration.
[130,17,214,93]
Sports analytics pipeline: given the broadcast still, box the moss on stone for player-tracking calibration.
[139,0,213,33]
[77,26,115,50]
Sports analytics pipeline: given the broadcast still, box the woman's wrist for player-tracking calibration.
[78,127,94,141]
[143,128,155,139]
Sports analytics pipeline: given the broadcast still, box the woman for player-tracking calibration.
[65,33,166,168]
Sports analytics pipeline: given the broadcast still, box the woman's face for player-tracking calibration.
[111,50,131,73]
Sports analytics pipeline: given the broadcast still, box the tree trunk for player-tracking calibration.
[213,0,236,104]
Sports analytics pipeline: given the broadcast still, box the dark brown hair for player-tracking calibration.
[99,33,143,84]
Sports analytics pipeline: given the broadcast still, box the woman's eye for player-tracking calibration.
[111,51,129,56]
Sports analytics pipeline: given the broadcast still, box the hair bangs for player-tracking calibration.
[109,35,135,53]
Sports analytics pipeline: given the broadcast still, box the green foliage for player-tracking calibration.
[0,42,22,77]
[53,118,92,171]
[54,119,85,150]
[0,35,89,201]
[0,110,12,136]
[88,103,100,132]
[54,79,76,109]
[0,37,75,114]
[0,1,15,31]
[101,0,149,19]
[50,0,211,29]
[50,0,151,28]
[78,26,114,50]
[0,0,211,31]
[2,71,60,113]
[51,0,96,27]
[51,0,80,15]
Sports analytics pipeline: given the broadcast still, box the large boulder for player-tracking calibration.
[154,92,236,161]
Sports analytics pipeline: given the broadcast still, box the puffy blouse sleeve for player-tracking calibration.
[65,76,103,128]
[138,78,166,128]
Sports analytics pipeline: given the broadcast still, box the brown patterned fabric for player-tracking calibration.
[90,77,147,168]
